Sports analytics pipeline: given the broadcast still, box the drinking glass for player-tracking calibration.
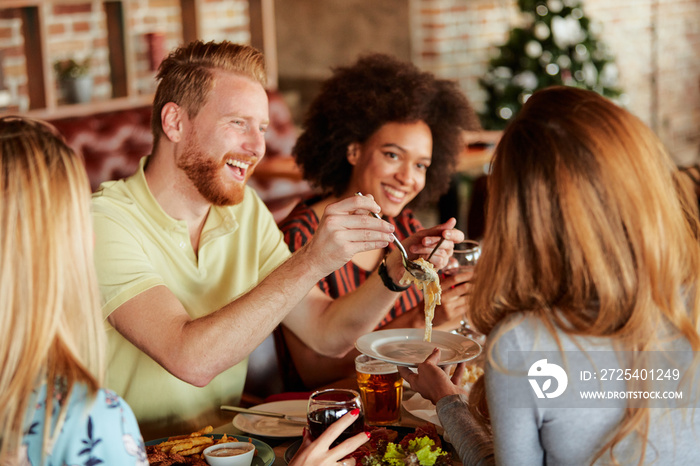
[442,240,481,338]
[444,239,481,272]
[307,389,364,444]
[355,355,403,425]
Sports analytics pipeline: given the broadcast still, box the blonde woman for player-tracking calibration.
[0,117,146,464]
[401,87,700,464]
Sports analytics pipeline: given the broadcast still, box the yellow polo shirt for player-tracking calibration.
[92,156,291,439]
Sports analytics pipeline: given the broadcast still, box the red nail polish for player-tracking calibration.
[350,408,360,416]
[365,431,372,439]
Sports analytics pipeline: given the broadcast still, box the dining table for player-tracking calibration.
[211,376,464,465]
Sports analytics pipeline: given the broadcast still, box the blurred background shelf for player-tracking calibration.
[0,0,278,119]
[22,93,153,120]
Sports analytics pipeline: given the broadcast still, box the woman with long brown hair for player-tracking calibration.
[400,86,700,464]
[0,117,146,464]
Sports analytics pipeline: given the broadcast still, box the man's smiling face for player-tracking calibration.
[176,70,269,206]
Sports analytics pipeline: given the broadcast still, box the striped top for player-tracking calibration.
[279,197,423,327]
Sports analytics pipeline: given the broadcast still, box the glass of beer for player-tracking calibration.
[307,389,364,444]
[355,354,403,425]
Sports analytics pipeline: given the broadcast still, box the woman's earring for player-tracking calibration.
[347,144,359,165]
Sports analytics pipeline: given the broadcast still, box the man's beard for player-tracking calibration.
[177,146,248,206]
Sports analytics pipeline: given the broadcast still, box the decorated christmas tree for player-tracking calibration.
[479,0,624,129]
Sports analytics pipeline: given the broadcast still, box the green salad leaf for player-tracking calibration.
[383,442,405,465]
[361,435,449,466]
[410,437,444,465]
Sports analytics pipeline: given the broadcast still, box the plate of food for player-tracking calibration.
[284,424,453,465]
[232,399,307,438]
[146,430,275,466]
[355,329,482,367]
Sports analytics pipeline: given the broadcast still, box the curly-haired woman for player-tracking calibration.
[278,53,482,389]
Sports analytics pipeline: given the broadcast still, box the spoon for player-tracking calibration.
[355,192,432,282]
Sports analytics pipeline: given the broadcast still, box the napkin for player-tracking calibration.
[402,391,442,427]
[402,377,477,429]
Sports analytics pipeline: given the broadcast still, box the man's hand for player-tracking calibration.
[398,348,467,405]
[302,195,394,276]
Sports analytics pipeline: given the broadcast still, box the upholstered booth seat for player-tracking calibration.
[50,106,153,192]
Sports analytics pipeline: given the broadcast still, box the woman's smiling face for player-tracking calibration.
[346,121,433,218]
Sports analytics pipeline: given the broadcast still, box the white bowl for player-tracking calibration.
[203,441,255,466]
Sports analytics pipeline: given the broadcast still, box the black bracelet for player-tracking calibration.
[377,257,410,292]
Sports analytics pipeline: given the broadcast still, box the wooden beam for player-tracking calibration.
[248,0,277,89]
[20,6,49,110]
[104,1,128,98]
[180,0,199,45]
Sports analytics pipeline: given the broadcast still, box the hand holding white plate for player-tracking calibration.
[355,329,481,367]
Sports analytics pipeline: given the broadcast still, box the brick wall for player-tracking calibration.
[127,0,191,96]
[411,0,521,117]
[48,2,110,104]
[1,0,698,163]
[412,0,700,164]
[0,9,28,109]
[0,0,249,109]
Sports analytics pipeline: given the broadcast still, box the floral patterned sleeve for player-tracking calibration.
[22,383,147,465]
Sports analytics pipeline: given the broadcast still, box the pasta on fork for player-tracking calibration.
[400,258,442,342]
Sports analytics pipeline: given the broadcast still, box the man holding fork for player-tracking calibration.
[91,40,462,439]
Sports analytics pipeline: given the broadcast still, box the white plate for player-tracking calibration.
[355,329,481,367]
[232,400,307,438]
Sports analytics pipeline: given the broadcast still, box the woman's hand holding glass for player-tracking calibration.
[289,410,369,466]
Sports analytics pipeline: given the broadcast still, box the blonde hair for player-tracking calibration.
[151,40,267,149]
[0,117,105,462]
[469,86,700,463]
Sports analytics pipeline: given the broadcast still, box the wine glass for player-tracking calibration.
[306,389,364,445]
[442,240,482,340]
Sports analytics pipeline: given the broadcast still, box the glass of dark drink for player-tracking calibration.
[307,389,364,444]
